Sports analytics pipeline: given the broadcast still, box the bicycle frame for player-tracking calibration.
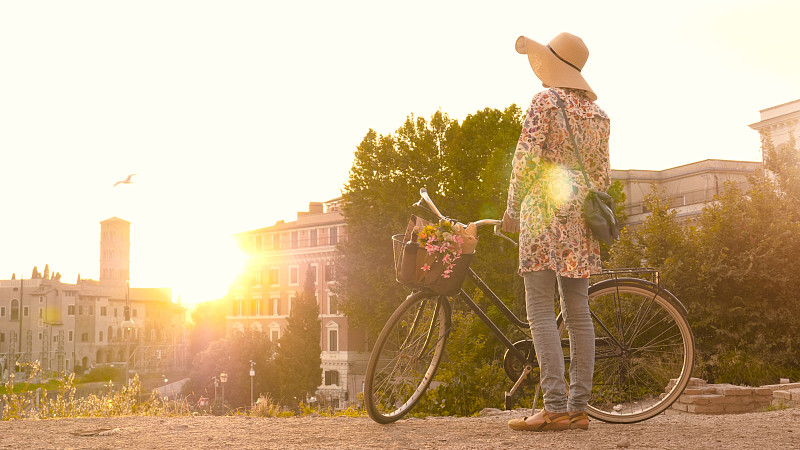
[366,188,695,423]
[421,265,680,370]
[456,267,529,363]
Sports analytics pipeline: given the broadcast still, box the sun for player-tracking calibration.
[130,231,247,312]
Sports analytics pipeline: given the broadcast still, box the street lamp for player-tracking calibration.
[121,282,135,387]
[220,371,228,412]
[163,374,169,398]
[212,376,219,403]
[249,360,255,409]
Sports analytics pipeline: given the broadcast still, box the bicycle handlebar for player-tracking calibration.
[415,188,517,247]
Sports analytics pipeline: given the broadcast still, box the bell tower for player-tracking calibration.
[100,217,131,286]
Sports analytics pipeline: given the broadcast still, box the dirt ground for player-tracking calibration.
[1,407,797,449]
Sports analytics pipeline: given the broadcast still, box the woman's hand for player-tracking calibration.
[502,209,520,233]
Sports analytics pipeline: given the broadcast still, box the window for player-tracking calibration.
[310,229,318,247]
[324,370,339,386]
[68,331,73,342]
[271,329,280,342]
[329,294,338,315]
[0,333,4,343]
[269,268,279,286]
[325,263,334,283]
[79,306,84,315]
[288,294,297,316]
[39,308,43,318]
[328,329,338,352]
[114,308,118,317]
[253,271,262,286]
[81,333,89,342]
[101,306,107,316]
[259,298,267,317]
[273,233,280,250]
[10,300,19,321]
[23,306,29,317]
[99,331,103,342]
[38,332,42,341]
[39,296,44,303]
[271,297,279,316]
[0,306,4,317]
[308,264,318,284]
[291,231,299,248]
[68,305,75,315]
[250,298,259,316]
[233,299,241,316]
[289,266,299,285]
[132,309,137,318]
[330,226,338,245]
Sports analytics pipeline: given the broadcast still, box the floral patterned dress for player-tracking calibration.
[506,87,611,278]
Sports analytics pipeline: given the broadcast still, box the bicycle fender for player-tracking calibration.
[589,277,689,317]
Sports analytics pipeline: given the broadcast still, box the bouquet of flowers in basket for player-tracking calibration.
[415,220,478,280]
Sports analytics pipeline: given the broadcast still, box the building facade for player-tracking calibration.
[749,98,800,149]
[226,198,368,409]
[613,99,799,225]
[0,217,186,380]
[611,159,761,226]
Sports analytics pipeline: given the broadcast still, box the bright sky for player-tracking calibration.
[1,0,798,309]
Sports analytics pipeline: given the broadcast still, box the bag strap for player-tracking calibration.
[550,88,593,191]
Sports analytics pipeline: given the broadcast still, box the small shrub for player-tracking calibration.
[250,394,293,417]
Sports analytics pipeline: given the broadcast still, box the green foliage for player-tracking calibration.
[2,362,187,420]
[337,105,523,343]
[607,179,627,223]
[80,365,122,383]
[187,298,228,357]
[412,311,512,416]
[272,271,322,405]
[609,137,800,385]
[249,394,294,417]
[183,329,275,409]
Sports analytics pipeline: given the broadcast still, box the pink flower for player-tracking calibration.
[421,264,431,272]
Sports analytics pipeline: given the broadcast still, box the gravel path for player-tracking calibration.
[1,408,798,449]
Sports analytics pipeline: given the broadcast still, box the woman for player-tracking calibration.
[503,32,610,432]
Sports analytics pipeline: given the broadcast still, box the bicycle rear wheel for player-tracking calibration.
[584,278,695,423]
[364,291,451,424]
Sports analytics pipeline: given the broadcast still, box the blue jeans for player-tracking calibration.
[523,270,594,412]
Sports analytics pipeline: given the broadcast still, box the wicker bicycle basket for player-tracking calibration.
[391,234,473,296]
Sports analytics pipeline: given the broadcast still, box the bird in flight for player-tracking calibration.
[114,174,136,187]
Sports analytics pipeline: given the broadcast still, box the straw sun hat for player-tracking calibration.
[515,32,596,101]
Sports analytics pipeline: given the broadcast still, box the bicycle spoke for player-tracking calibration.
[585,280,694,423]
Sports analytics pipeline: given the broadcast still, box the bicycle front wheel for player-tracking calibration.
[586,278,695,423]
[364,291,451,424]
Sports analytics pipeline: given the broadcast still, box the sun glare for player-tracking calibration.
[130,232,247,313]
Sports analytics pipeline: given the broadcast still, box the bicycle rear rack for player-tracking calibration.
[598,267,660,285]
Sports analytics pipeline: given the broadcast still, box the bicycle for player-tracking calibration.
[364,188,696,425]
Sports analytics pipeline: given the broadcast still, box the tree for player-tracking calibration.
[609,137,800,385]
[182,329,275,409]
[272,270,322,406]
[336,106,523,342]
[187,299,228,358]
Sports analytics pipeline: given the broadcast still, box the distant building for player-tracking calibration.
[227,197,368,409]
[612,159,761,226]
[0,218,186,379]
[612,99,799,226]
[749,98,800,149]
